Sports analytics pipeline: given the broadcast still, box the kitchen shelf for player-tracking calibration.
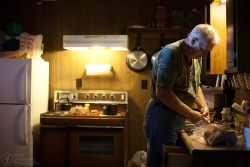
[127,27,190,39]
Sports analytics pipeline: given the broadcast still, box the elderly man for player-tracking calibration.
[144,24,220,167]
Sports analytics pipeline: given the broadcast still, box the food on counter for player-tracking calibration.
[70,105,88,115]
[204,129,226,146]
[225,132,238,145]
[0,50,30,59]
[204,126,237,146]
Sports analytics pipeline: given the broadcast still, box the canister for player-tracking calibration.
[155,6,168,27]
[171,8,184,28]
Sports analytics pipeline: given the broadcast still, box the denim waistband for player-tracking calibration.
[150,99,170,110]
[149,99,185,119]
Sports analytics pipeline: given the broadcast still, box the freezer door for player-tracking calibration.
[0,59,31,104]
[0,104,33,167]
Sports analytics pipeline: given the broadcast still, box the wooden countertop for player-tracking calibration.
[180,129,250,155]
[40,110,127,126]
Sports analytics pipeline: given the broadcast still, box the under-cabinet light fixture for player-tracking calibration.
[63,35,128,50]
[36,0,57,5]
[214,0,226,3]
[85,64,112,76]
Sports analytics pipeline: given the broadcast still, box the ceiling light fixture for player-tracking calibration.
[36,0,57,5]
[213,0,226,3]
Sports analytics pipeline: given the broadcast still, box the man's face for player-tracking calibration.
[192,39,215,59]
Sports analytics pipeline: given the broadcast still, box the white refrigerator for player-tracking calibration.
[0,58,49,167]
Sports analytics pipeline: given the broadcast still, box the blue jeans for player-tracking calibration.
[143,99,185,167]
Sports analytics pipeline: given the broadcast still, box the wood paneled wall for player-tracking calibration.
[43,49,152,159]
[1,0,205,160]
[210,2,227,74]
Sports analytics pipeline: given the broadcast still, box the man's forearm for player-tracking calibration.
[195,86,210,119]
[195,86,208,110]
[156,87,194,118]
[156,86,205,123]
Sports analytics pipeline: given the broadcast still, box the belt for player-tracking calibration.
[150,99,178,114]
[151,99,168,108]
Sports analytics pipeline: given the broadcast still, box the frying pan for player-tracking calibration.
[151,33,164,66]
[126,33,150,72]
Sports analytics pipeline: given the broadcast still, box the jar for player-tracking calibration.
[171,8,184,28]
[155,6,168,28]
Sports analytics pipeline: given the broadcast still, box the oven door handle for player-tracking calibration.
[68,125,124,129]
[41,125,67,128]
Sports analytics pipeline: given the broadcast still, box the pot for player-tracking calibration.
[55,97,72,111]
[151,33,164,66]
[103,104,118,115]
[126,33,150,72]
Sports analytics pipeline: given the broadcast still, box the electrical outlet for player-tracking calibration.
[141,80,147,89]
[76,79,82,88]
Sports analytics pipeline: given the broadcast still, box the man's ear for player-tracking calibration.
[191,37,198,45]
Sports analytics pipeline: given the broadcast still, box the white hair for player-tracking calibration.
[188,24,220,45]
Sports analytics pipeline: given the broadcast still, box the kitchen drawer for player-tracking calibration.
[163,145,192,167]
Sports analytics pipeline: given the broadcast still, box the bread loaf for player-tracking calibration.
[203,127,237,146]
[225,132,237,145]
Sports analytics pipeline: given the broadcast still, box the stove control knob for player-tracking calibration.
[110,94,115,100]
[102,94,106,100]
[93,94,98,100]
[85,94,90,99]
[72,94,77,100]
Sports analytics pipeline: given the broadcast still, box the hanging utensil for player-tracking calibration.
[151,33,164,66]
[126,33,150,72]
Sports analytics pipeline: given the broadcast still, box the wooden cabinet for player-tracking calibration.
[210,2,227,74]
[127,27,190,54]
[127,27,190,39]
[226,0,250,73]
[40,125,68,167]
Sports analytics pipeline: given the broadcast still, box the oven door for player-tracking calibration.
[68,125,124,167]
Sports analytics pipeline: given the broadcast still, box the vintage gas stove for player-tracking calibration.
[40,90,128,167]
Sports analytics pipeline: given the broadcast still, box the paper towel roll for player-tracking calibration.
[85,64,112,75]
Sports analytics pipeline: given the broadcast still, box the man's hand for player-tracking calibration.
[187,110,204,124]
[200,106,210,121]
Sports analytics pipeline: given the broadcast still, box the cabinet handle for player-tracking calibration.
[41,125,67,128]
[68,125,124,129]
[25,64,28,104]
[24,106,28,145]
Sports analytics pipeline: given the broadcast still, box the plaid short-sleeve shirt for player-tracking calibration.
[150,39,202,108]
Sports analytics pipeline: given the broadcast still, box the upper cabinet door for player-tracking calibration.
[210,2,227,74]
[226,0,250,73]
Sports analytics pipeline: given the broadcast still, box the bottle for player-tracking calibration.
[155,6,168,28]
[85,103,90,112]
[224,70,235,107]
[221,107,232,122]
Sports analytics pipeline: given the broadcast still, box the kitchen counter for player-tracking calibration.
[180,129,250,167]
[40,110,126,126]
[180,129,249,154]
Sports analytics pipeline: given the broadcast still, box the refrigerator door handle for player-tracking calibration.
[24,105,28,145]
[25,64,28,104]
